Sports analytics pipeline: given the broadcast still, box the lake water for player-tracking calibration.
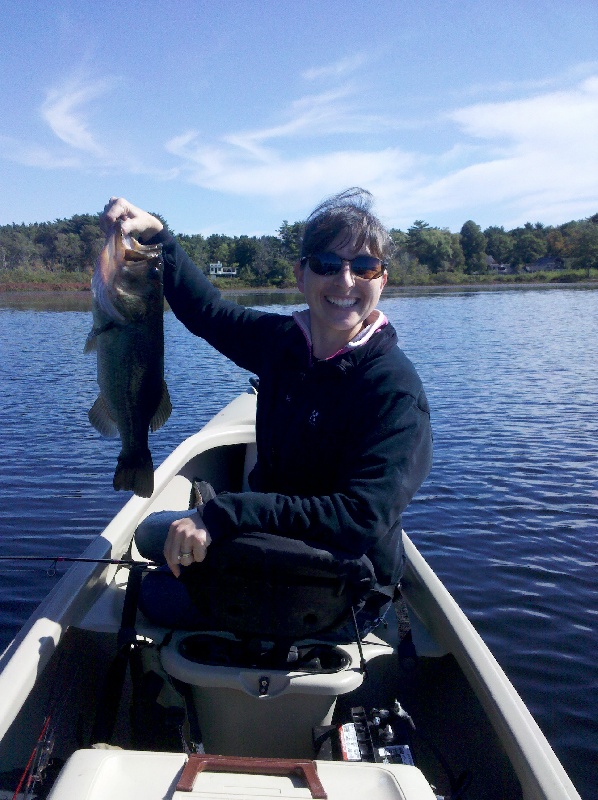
[0,286,596,798]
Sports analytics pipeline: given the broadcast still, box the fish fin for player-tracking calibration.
[88,395,119,437]
[84,321,122,353]
[84,329,98,354]
[150,381,172,432]
[113,450,154,498]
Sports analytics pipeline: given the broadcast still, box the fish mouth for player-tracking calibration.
[325,296,359,308]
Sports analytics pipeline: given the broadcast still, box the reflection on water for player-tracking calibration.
[0,291,93,312]
[224,290,305,306]
[0,290,306,312]
[0,286,597,799]
[2,282,595,312]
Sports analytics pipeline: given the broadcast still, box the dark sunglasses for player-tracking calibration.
[301,252,387,280]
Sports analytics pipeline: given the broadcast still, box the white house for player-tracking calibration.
[209,261,237,277]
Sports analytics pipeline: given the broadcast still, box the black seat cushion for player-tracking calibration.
[178,532,377,640]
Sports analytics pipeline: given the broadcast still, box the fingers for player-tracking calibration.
[99,197,163,241]
[100,197,130,233]
[163,516,212,577]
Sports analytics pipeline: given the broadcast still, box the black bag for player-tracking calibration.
[178,532,377,640]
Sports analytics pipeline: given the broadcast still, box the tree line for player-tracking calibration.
[1,211,597,287]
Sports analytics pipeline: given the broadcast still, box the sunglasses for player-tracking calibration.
[301,252,387,281]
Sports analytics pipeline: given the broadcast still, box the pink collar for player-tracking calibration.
[292,308,388,361]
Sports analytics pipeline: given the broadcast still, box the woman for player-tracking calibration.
[101,188,433,634]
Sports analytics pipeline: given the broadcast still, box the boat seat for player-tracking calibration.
[77,567,397,648]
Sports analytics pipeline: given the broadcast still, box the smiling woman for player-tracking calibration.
[100,187,432,635]
[294,188,391,359]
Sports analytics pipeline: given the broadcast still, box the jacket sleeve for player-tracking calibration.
[203,385,433,559]
[157,230,283,377]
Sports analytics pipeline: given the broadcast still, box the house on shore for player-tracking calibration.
[486,254,566,274]
[486,255,513,274]
[524,256,565,273]
[209,261,237,277]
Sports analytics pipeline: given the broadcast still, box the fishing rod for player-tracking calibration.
[0,555,158,576]
[0,556,157,565]
[13,650,85,800]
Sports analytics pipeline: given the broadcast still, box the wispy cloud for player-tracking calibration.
[302,54,369,81]
[421,75,598,226]
[1,75,177,181]
[218,87,409,168]
[5,63,597,231]
[40,77,112,157]
[458,61,598,100]
[166,131,418,204]
[165,72,598,229]
[165,83,422,206]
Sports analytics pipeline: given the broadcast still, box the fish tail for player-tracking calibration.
[113,450,154,498]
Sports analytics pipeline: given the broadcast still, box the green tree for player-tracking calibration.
[79,223,105,271]
[511,225,547,266]
[545,228,565,258]
[278,220,303,261]
[0,228,39,269]
[178,234,207,270]
[213,242,231,267]
[484,226,513,264]
[406,220,430,245]
[233,236,259,271]
[460,220,486,274]
[450,233,465,272]
[52,232,82,272]
[205,234,229,264]
[252,237,280,285]
[572,222,598,272]
[385,229,425,285]
[407,222,454,273]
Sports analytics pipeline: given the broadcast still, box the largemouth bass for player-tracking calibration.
[85,222,171,497]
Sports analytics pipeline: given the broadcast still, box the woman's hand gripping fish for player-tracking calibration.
[84,222,171,497]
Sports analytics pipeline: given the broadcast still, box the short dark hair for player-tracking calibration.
[300,188,392,261]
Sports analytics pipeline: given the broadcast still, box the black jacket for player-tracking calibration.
[157,230,433,590]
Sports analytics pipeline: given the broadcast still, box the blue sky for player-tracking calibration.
[1,0,597,236]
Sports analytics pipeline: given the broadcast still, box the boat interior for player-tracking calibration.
[0,393,575,799]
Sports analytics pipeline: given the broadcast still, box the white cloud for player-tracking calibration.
[449,77,598,145]
[301,54,368,81]
[40,78,112,157]
[414,76,598,225]
[6,64,596,231]
[221,86,403,164]
[0,76,177,182]
[165,83,422,207]
[166,140,417,205]
[162,71,596,227]
[458,61,598,100]
[342,74,598,229]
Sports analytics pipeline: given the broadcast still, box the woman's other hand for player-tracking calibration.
[100,196,164,242]
[164,514,212,577]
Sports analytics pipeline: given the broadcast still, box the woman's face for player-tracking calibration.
[294,229,387,358]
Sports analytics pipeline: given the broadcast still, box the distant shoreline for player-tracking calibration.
[1,278,597,302]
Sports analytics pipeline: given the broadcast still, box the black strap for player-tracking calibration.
[351,606,368,679]
[91,564,145,744]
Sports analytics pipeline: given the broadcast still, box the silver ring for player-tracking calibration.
[177,551,192,562]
